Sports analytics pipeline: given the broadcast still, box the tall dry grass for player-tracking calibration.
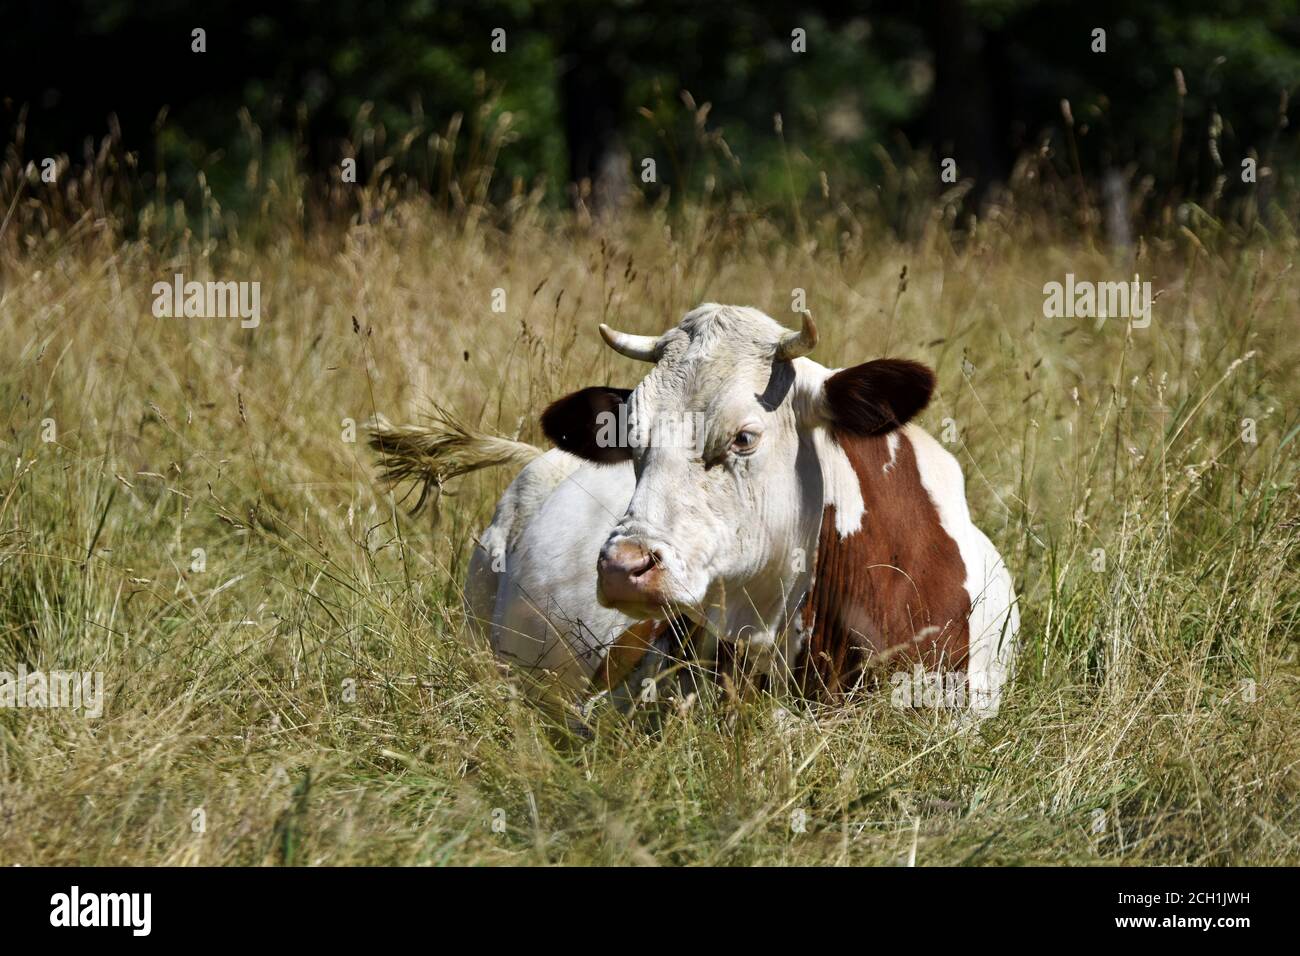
[0,110,1297,864]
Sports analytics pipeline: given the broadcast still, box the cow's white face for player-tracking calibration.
[541,304,935,628]
[601,307,814,617]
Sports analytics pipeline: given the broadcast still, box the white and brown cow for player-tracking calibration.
[372,304,1018,715]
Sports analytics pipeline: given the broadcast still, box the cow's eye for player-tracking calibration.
[730,429,761,455]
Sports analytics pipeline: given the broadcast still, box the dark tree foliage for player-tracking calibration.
[3,0,1297,216]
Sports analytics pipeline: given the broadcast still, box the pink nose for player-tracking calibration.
[597,542,666,606]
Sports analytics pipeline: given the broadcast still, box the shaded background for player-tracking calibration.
[3,0,1299,225]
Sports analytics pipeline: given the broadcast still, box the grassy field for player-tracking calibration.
[1,150,1298,865]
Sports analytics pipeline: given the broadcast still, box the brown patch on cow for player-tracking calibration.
[591,619,664,691]
[797,430,970,696]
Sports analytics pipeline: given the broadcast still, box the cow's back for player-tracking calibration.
[464,448,583,644]
[469,451,640,692]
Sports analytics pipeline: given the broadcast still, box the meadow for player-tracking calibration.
[1,128,1297,865]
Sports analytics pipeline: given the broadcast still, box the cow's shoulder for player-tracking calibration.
[899,423,971,523]
[797,426,971,695]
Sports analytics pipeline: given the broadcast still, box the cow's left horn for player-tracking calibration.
[599,324,661,362]
[775,310,818,361]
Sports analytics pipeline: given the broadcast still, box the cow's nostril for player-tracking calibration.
[598,542,668,608]
[600,544,661,581]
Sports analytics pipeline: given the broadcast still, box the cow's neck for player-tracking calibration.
[702,561,809,667]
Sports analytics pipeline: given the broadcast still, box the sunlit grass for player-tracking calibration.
[0,134,1297,864]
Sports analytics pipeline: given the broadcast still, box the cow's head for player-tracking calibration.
[541,304,934,623]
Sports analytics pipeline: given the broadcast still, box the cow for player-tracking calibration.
[370,304,1018,716]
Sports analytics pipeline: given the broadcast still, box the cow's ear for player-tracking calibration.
[820,359,935,435]
[540,387,634,463]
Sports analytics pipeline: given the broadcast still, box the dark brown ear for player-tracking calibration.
[823,359,935,435]
[540,387,634,463]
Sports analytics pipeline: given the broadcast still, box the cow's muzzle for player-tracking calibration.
[597,540,669,612]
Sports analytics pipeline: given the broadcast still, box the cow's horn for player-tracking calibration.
[775,310,818,361]
[599,324,661,362]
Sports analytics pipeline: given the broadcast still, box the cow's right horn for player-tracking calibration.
[775,310,818,361]
[599,324,661,362]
